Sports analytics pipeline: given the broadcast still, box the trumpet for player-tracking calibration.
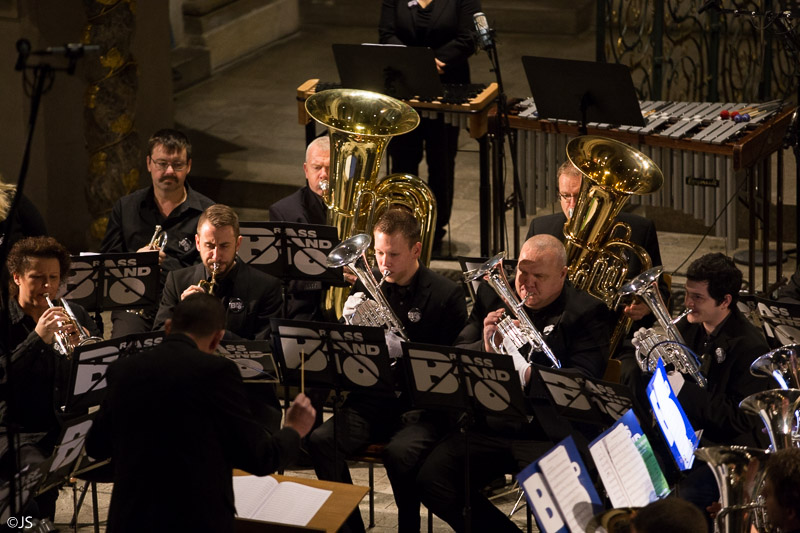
[44,294,102,358]
[465,252,561,368]
[147,225,167,249]
[198,262,220,296]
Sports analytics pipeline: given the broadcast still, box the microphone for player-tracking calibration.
[473,12,494,50]
[698,0,721,14]
[32,43,101,56]
[15,39,31,71]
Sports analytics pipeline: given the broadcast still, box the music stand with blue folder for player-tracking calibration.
[332,43,443,100]
[521,56,644,134]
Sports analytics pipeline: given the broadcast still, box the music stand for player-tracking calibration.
[522,56,644,134]
[35,413,96,496]
[217,340,279,384]
[332,44,444,100]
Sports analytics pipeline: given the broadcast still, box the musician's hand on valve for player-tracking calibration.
[623,299,651,321]
[343,292,366,323]
[35,306,66,344]
[181,284,206,300]
[483,308,506,352]
[384,330,405,359]
[284,393,316,439]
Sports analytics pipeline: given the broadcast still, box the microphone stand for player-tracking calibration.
[1,39,88,519]
[476,26,526,257]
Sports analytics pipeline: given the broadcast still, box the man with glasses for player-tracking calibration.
[101,128,214,337]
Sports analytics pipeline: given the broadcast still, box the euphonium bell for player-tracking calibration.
[751,344,800,390]
[739,389,800,450]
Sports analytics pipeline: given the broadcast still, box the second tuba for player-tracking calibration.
[565,136,663,352]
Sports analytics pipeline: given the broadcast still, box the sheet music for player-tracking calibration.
[234,475,278,519]
[590,423,655,507]
[233,476,331,526]
[537,445,594,532]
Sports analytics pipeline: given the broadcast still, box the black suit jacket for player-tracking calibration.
[268,185,326,226]
[86,334,300,533]
[676,309,771,447]
[379,0,481,85]
[154,259,282,340]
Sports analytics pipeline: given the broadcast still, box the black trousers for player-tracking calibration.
[388,114,460,239]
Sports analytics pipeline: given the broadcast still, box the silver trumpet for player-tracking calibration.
[44,294,102,358]
[327,234,409,342]
[147,224,168,249]
[694,446,772,533]
[623,266,707,388]
[464,252,561,368]
[750,344,800,390]
[739,389,800,451]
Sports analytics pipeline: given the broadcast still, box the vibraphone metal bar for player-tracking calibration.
[296,79,499,255]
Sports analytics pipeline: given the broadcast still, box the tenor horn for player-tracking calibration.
[739,389,800,451]
[565,136,663,353]
[464,252,561,368]
[694,446,771,533]
[305,89,436,317]
[751,344,800,390]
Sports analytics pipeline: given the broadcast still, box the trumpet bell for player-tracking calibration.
[327,234,371,269]
[751,344,800,390]
[739,388,800,451]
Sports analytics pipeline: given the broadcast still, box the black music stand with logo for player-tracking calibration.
[401,343,530,533]
[217,340,279,384]
[332,43,444,100]
[64,251,161,334]
[522,56,644,135]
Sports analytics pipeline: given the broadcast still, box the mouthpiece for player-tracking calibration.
[672,307,693,324]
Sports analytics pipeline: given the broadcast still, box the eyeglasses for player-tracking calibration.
[151,158,188,171]
[557,192,579,201]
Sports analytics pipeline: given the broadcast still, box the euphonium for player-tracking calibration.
[198,263,219,296]
[327,234,409,342]
[464,252,561,368]
[623,266,707,388]
[305,89,436,317]
[694,446,772,533]
[564,136,663,352]
[44,294,102,358]
[750,344,800,389]
[739,389,800,450]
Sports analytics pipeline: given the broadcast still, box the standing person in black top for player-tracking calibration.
[268,136,331,320]
[308,208,467,533]
[101,128,214,337]
[86,293,316,533]
[416,234,611,533]
[379,0,482,252]
[2,236,101,520]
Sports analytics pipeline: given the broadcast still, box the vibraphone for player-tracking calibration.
[510,99,794,248]
[296,79,499,255]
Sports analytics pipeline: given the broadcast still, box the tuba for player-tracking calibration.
[564,136,663,353]
[327,234,409,341]
[464,252,561,368]
[305,89,437,318]
[750,344,800,390]
[45,294,102,358]
[739,389,800,451]
[694,446,772,533]
[623,266,707,388]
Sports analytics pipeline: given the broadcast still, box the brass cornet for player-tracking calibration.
[148,224,167,249]
[44,294,102,358]
[198,262,219,296]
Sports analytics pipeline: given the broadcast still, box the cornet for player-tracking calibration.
[464,252,561,368]
[147,224,167,249]
[44,294,102,358]
[198,263,220,296]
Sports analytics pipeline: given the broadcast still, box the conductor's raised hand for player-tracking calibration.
[284,393,316,439]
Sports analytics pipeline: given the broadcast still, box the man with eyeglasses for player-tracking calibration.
[101,128,214,337]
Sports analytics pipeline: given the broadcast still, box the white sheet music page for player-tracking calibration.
[537,445,594,532]
[233,475,278,519]
[590,422,655,507]
[256,481,332,526]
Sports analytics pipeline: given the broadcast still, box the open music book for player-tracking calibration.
[233,475,332,526]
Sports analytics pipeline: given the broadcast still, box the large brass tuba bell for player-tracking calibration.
[305,89,437,317]
[565,135,664,352]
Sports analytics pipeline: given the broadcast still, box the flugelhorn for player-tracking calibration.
[327,234,409,342]
[623,266,707,388]
[694,446,771,533]
[44,294,102,358]
[198,263,219,296]
[750,344,800,390]
[464,252,561,368]
[739,389,800,450]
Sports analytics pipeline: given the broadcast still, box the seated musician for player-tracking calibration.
[762,448,800,533]
[268,135,332,320]
[416,234,612,533]
[153,204,284,432]
[1,236,102,520]
[86,294,316,533]
[308,207,467,533]
[101,128,214,337]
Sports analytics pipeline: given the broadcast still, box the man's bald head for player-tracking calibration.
[515,235,568,310]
